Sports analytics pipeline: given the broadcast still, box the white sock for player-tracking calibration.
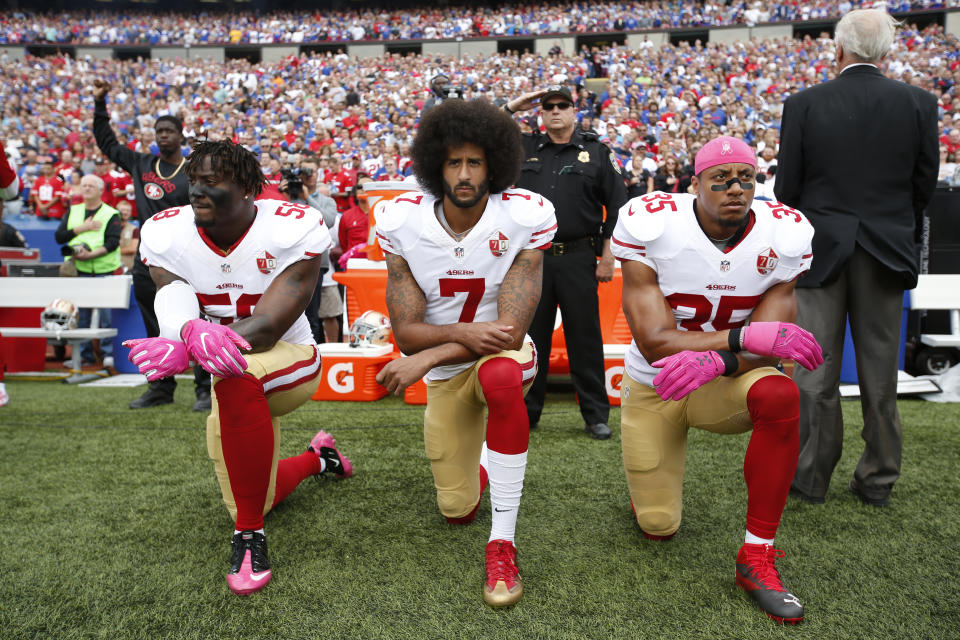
[480,441,489,472]
[487,449,526,544]
[234,528,266,536]
[745,530,774,546]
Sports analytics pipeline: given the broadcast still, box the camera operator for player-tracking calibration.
[278,156,340,343]
[421,74,464,116]
[54,174,122,367]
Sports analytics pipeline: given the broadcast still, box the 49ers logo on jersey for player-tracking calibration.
[256,250,278,274]
[756,248,779,275]
[144,182,165,200]
[489,231,509,258]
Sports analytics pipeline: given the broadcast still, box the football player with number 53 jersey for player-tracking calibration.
[375,99,556,608]
[126,141,354,597]
[612,136,823,624]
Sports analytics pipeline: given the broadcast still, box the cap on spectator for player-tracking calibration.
[541,85,574,105]
[694,136,756,175]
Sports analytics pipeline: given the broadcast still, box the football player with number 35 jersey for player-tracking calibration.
[126,141,354,597]
[612,136,823,624]
[375,99,556,608]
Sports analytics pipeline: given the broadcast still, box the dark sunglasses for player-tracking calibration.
[542,102,573,111]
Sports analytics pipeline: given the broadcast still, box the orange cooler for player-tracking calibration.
[603,343,629,407]
[312,343,395,402]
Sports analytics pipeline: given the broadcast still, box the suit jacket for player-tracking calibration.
[774,65,939,289]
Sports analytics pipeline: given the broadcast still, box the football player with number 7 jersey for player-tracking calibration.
[375,99,556,608]
[612,136,823,624]
[125,140,354,597]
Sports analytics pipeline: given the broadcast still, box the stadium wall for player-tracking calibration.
[0,9,955,63]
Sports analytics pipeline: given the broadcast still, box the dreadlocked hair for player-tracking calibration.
[186,139,265,197]
[412,98,522,200]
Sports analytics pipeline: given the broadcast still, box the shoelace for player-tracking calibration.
[486,542,518,586]
[745,545,786,591]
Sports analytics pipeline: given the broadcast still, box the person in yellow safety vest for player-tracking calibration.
[54,173,122,368]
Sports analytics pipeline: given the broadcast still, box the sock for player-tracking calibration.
[743,376,800,540]
[234,528,265,536]
[745,531,775,546]
[216,375,275,532]
[272,450,325,509]
[487,449,526,543]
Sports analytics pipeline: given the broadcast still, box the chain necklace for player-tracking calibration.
[435,201,478,242]
[154,157,186,181]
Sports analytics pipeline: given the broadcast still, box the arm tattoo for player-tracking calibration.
[385,253,426,328]
[499,249,542,333]
[149,266,186,289]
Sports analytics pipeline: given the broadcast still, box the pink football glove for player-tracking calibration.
[180,318,251,378]
[651,350,726,401]
[123,337,190,382]
[742,321,823,370]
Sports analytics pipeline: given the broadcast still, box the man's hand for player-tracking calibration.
[92,79,111,101]
[77,218,102,233]
[376,353,433,396]
[741,321,823,370]
[181,318,251,378]
[504,89,549,114]
[123,337,190,381]
[453,322,515,355]
[651,350,726,401]
[596,255,615,283]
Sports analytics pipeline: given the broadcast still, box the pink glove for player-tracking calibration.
[337,244,364,270]
[123,337,190,382]
[651,350,726,401]
[742,321,823,370]
[180,319,251,378]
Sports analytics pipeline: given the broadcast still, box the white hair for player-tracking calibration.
[80,174,105,193]
[835,9,899,63]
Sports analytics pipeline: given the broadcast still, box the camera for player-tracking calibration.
[60,242,91,257]
[280,168,304,197]
[441,86,464,100]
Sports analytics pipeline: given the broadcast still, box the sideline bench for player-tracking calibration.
[0,275,133,373]
[909,274,960,348]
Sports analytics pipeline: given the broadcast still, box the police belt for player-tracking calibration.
[546,236,595,256]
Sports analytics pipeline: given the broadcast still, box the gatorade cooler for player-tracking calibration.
[312,343,395,402]
[603,343,629,407]
[404,377,427,405]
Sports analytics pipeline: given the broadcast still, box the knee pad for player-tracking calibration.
[436,487,474,519]
[746,375,799,427]
[477,357,522,394]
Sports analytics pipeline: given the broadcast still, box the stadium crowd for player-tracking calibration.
[2,1,959,45]
[1,23,958,222]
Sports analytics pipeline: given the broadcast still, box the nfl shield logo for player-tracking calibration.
[756,248,779,275]
[257,250,277,275]
[720,259,731,273]
[489,232,509,258]
[455,247,464,259]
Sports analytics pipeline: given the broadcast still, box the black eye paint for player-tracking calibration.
[190,183,233,208]
[710,177,755,191]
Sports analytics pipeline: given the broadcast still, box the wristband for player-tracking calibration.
[717,350,739,376]
[155,279,200,341]
[503,103,515,114]
[728,327,742,353]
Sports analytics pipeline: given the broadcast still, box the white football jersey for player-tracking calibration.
[611,191,814,387]
[377,188,557,381]
[140,198,332,346]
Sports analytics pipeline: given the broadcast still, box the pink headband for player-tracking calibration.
[694,136,756,175]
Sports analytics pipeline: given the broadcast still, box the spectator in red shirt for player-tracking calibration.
[335,174,372,267]
[31,161,67,220]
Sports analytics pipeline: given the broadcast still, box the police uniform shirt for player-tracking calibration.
[517,128,627,242]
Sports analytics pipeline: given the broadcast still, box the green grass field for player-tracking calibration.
[2,379,959,639]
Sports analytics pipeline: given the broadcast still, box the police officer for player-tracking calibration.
[503,86,627,440]
[54,174,122,367]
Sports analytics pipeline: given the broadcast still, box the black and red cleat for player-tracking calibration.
[735,543,804,624]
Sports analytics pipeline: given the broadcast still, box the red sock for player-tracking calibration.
[216,374,275,531]
[272,450,324,509]
[743,375,800,540]
[478,358,528,455]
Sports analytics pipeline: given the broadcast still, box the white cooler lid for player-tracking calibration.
[318,343,394,357]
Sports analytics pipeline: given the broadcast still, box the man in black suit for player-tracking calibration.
[775,9,939,507]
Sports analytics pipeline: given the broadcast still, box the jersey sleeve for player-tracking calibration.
[376,192,425,257]
[757,200,814,281]
[262,199,332,272]
[139,206,189,274]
